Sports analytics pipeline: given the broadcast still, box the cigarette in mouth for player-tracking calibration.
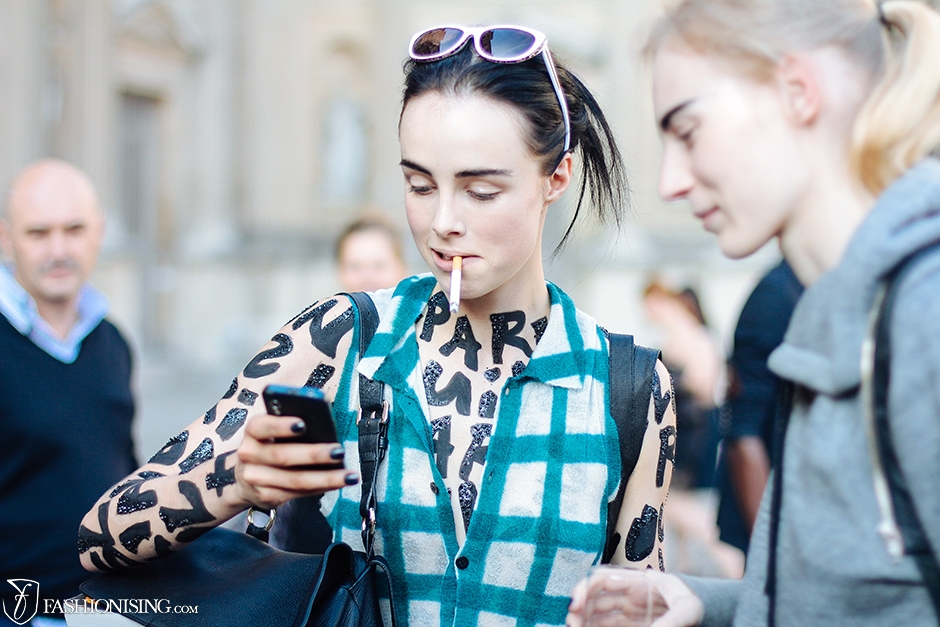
[449,256,462,313]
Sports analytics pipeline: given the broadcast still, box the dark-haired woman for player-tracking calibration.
[79,25,675,627]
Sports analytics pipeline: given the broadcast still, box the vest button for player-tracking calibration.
[455,556,469,569]
[430,482,439,495]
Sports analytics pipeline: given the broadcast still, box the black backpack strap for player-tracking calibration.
[341,292,389,555]
[603,332,660,563]
[873,246,940,619]
[345,291,384,413]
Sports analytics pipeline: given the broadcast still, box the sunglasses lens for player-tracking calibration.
[412,28,465,57]
[479,28,538,60]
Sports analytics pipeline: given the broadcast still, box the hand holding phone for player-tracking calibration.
[262,384,343,469]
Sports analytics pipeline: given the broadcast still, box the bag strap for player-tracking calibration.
[343,291,390,556]
[346,292,384,414]
[602,332,660,563]
[869,246,940,619]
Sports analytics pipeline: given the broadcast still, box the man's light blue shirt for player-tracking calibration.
[0,263,110,364]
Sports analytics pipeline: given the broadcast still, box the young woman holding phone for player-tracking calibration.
[79,24,676,627]
[569,1,940,625]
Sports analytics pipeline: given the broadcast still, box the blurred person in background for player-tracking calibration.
[0,159,136,627]
[569,1,940,625]
[643,280,741,579]
[715,260,803,557]
[642,281,722,491]
[334,214,409,293]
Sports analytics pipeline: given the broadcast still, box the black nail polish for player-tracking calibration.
[344,473,359,486]
[290,421,306,434]
[330,446,345,460]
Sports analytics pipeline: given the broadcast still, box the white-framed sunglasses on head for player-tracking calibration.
[409,25,572,154]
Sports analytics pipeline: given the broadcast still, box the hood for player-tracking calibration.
[769,158,940,395]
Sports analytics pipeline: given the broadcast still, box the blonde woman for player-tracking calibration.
[569,1,940,626]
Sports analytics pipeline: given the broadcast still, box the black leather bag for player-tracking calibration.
[79,527,393,627]
[79,292,396,627]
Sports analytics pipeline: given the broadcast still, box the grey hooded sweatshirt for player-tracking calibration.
[683,158,940,626]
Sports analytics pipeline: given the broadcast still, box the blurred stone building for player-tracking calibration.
[0,0,773,392]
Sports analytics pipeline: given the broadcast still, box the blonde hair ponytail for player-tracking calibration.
[852,1,940,194]
[647,0,940,196]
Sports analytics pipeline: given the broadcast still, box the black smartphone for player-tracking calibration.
[262,384,343,468]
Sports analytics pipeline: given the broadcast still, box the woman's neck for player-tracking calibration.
[779,165,876,286]
[455,261,551,329]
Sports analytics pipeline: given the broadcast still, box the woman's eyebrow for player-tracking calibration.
[456,168,512,178]
[400,159,431,175]
[659,99,696,132]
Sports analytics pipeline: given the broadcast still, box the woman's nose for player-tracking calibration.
[658,143,695,203]
[431,193,465,238]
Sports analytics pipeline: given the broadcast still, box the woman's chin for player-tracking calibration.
[717,235,767,260]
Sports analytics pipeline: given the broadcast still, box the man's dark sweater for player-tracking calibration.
[0,313,135,609]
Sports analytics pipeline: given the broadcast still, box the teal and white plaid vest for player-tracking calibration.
[321,275,621,627]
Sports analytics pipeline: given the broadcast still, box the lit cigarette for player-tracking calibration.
[449,256,462,313]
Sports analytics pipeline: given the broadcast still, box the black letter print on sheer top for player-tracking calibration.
[424,360,472,416]
[292,299,355,359]
[119,521,152,555]
[216,408,247,441]
[624,504,659,562]
[206,451,237,496]
[651,369,671,425]
[179,438,214,474]
[243,333,293,379]
[478,391,498,419]
[420,291,452,342]
[203,405,217,425]
[459,423,492,481]
[459,482,477,532]
[458,423,493,531]
[491,311,532,364]
[657,425,677,488]
[149,535,174,559]
[116,482,158,515]
[158,480,215,533]
[439,315,482,371]
[148,431,189,466]
[78,502,135,571]
[238,389,258,406]
[532,316,548,344]
[304,364,336,389]
[222,378,238,399]
[430,416,455,478]
[108,471,163,499]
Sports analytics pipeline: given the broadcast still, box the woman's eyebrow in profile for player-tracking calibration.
[659,99,695,132]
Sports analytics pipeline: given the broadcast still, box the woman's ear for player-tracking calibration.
[775,53,822,126]
[545,153,574,204]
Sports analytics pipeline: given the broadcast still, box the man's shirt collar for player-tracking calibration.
[0,263,110,363]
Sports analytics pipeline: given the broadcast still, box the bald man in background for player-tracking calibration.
[0,160,136,627]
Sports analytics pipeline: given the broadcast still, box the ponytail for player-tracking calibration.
[555,66,628,254]
[852,1,940,194]
[646,0,940,196]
